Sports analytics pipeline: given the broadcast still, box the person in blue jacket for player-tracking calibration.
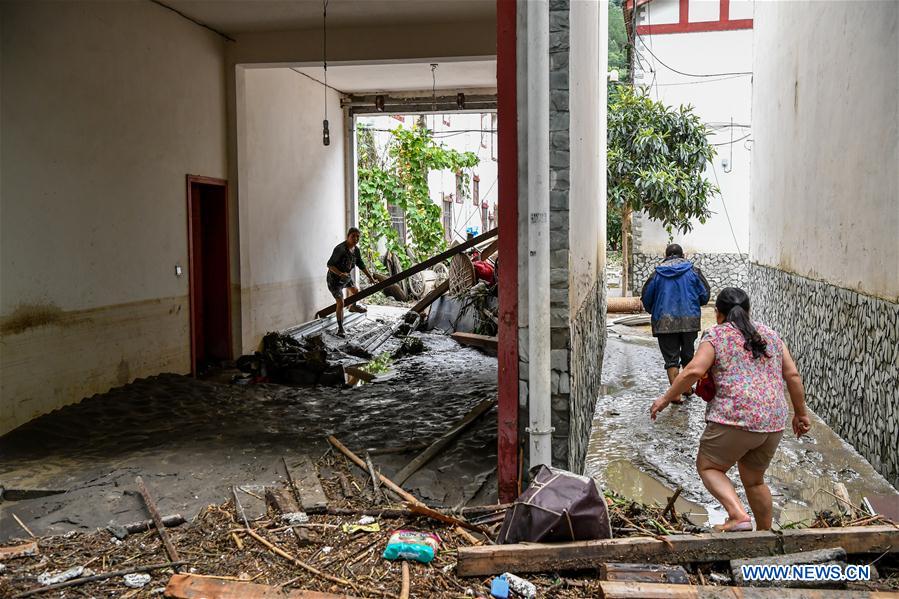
[641,243,711,401]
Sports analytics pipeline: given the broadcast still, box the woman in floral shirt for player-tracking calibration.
[650,287,811,531]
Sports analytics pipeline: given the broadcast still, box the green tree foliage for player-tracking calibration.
[607,86,717,242]
[357,123,479,269]
[608,0,630,82]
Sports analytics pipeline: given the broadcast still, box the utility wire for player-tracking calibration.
[290,68,343,94]
[711,133,751,146]
[637,40,753,78]
[710,161,748,263]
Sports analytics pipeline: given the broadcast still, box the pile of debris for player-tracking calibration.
[236,332,346,386]
[3,434,897,598]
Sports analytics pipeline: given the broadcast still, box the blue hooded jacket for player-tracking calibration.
[640,257,711,336]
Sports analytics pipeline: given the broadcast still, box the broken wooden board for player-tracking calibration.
[287,456,329,514]
[454,526,899,576]
[164,574,362,598]
[450,332,498,353]
[343,365,375,383]
[0,540,39,561]
[233,485,268,521]
[265,487,300,515]
[315,227,497,318]
[393,398,496,485]
[732,547,848,588]
[600,563,689,584]
[598,581,895,598]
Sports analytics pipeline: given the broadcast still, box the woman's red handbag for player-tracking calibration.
[696,372,715,402]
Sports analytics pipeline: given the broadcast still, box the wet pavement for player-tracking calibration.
[586,310,899,528]
[0,307,498,541]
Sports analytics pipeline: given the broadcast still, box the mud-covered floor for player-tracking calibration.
[0,308,498,542]
[586,308,899,527]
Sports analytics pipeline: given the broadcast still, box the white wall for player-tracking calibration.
[238,67,346,349]
[356,112,499,244]
[569,0,606,311]
[0,0,227,434]
[633,27,753,255]
[751,1,898,300]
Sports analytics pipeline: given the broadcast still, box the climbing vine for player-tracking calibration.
[357,123,479,269]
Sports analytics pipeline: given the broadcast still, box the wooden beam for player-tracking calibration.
[327,435,422,506]
[409,239,499,316]
[598,581,895,598]
[0,541,38,561]
[315,228,497,318]
[286,456,329,514]
[451,332,498,352]
[393,399,496,485]
[455,526,899,577]
[164,574,362,598]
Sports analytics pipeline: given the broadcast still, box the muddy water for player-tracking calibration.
[0,307,499,540]
[586,321,898,528]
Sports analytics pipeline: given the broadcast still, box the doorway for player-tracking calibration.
[186,175,232,375]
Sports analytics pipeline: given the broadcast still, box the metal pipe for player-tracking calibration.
[526,0,553,468]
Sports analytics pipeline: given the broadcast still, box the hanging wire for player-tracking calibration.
[323,0,328,121]
[430,64,438,112]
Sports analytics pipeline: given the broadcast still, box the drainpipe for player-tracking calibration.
[526,0,553,468]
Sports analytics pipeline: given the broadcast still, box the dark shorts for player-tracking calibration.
[657,331,698,369]
[327,272,356,300]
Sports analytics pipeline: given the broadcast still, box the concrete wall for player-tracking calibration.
[0,1,227,434]
[749,0,898,485]
[238,68,346,350]
[518,0,607,473]
[630,21,753,294]
[567,0,607,473]
[750,1,897,301]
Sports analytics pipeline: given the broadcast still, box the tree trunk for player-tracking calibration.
[621,204,632,297]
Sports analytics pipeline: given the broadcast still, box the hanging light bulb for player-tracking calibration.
[322,119,330,146]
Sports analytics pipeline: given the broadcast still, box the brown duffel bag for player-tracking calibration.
[497,465,613,544]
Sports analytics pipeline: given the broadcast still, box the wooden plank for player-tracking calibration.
[393,399,496,485]
[327,435,422,506]
[266,487,300,515]
[136,476,181,572]
[600,563,689,584]
[287,456,329,514]
[455,526,899,577]
[315,227,497,318]
[164,574,362,598]
[234,485,267,521]
[410,279,449,314]
[780,526,898,555]
[598,581,896,598]
[0,541,38,561]
[451,332,497,352]
[409,239,498,315]
[343,365,375,383]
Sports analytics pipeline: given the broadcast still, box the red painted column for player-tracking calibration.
[720,0,730,22]
[679,0,689,24]
[496,0,520,503]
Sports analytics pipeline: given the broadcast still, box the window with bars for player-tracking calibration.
[442,194,453,241]
[387,203,406,244]
[472,176,480,207]
[455,171,464,204]
[481,201,489,231]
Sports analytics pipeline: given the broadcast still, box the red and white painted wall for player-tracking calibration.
[625,0,753,296]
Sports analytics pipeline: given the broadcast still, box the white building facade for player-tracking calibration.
[625,0,753,295]
[356,112,498,247]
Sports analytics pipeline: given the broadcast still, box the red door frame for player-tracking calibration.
[186,175,233,376]
[496,0,520,503]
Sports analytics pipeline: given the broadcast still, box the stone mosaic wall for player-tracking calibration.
[631,252,748,298]
[749,263,899,488]
[548,0,573,470]
[569,281,605,473]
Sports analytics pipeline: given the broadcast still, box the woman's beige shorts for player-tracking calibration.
[699,422,784,470]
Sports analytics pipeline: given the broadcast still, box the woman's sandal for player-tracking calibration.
[713,518,753,532]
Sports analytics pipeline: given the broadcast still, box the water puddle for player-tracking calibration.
[602,460,724,526]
